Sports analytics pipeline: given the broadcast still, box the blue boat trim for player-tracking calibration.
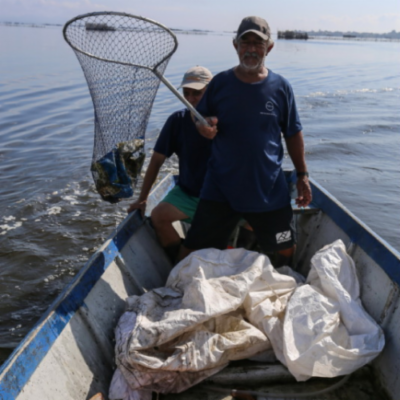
[0,211,143,399]
[310,179,400,286]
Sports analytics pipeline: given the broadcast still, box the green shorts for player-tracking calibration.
[161,185,200,223]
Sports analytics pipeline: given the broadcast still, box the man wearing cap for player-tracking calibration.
[180,16,312,266]
[127,66,213,263]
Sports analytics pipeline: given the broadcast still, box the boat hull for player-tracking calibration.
[0,174,399,400]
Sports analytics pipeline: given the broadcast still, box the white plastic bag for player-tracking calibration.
[282,239,385,381]
[110,242,385,397]
[109,368,151,400]
[113,249,288,393]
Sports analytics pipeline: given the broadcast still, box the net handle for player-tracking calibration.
[63,11,210,126]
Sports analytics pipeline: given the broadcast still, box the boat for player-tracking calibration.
[85,22,116,31]
[0,172,399,400]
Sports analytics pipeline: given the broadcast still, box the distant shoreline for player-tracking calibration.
[1,21,399,41]
[308,35,400,42]
[306,29,400,40]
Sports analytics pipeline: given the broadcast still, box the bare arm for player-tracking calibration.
[284,131,312,207]
[127,151,166,215]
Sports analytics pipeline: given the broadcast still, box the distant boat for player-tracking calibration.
[278,30,308,40]
[85,22,115,31]
[343,34,356,38]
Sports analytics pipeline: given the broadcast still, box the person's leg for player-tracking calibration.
[244,204,296,267]
[178,199,241,261]
[151,202,188,247]
[236,222,258,250]
[235,218,260,250]
[243,221,253,231]
[275,245,296,267]
[151,185,199,263]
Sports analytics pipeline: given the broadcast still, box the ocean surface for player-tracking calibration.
[0,24,399,364]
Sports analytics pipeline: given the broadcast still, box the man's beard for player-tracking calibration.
[240,52,265,71]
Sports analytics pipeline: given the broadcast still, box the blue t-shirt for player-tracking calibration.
[197,68,302,212]
[154,108,212,197]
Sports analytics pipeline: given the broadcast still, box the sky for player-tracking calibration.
[1,0,399,33]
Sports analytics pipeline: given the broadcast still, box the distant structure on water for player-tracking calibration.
[343,34,356,38]
[85,22,115,31]
[278,30,308,40]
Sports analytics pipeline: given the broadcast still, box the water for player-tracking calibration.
[0,25,399,364]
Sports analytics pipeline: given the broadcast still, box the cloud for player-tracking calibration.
[321,13,400,32]
[0,0,109,23]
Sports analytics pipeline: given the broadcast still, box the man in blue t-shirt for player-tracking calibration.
[180,16,312,266]
[127,66,213,262]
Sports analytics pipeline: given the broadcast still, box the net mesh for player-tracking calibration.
[63,12,177,202]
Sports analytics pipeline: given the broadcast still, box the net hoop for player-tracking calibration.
[63,11,178,71]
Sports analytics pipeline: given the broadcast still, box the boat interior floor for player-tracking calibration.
[157,361,390,400]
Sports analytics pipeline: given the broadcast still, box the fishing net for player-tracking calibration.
[63,12,178,203]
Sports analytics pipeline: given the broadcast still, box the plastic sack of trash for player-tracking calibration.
[109,368,151,400]
[281,239,385,381]
[91,140,145,203]
[109,241,385,397]
[110,248,297,395]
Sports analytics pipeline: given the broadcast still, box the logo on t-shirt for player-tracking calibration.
[265,101,274,112]
[276,230,291,244]
[261,100,276,117]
